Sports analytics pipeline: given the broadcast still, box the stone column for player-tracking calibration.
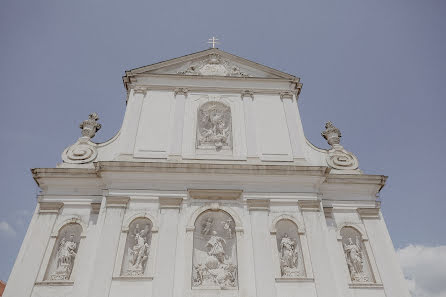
[247,199,277,297]
[169,88,188,158]
[152,197,183,297]
[3,202,62,297]
[280,91,305,159]
[87,197,128,297]
[241,90,258,158]
[358,208,410,297]
[120,87,147,154]
[298,200,341,297]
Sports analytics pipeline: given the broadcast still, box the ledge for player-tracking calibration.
[192,286,238,290]
[35,281,74,286]
[275,277,314,283]
[112,276,154,281]
[349,283,384,289]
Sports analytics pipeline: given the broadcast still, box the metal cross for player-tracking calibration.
[207,36,220,48]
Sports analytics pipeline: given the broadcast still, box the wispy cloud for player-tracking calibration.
[397,245,446,297]
[0,221,16,236]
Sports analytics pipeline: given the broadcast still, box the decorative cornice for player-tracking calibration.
[188,189,242,200]
[38,202,63,214]
[247,199,270,211]
[91,202,101,214]
[106,196,129,208]
[174,88,189,97]
[357,208,381,219]
[323,207,333,218]
[159,197,183,209]
[298,200,321,211]
[241,90,254,99]
[280,91,294,100]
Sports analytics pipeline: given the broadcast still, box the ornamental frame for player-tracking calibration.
[269,214,314,282]
[112,211,159,280]
[335,223,382,287]
[37,216,87,284]
[184,204,248,293]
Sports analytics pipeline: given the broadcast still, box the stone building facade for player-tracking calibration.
[4,49,409,297]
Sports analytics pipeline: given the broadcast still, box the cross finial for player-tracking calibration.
[207,36,219,48]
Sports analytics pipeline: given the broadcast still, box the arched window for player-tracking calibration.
[121,217,153,276]
[45,223,82,281]
[196,101,232,151]
[192,210,237,288]
[275,219,305,277]
[340,227,374,283]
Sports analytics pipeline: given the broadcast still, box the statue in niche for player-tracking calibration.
[201,217,214,235]
[192,211,238,288]
[221,219,234,239]
[126,224,150,276]
[196,102,232,151]
[50,234,78,280]
[279,233,301,277]
[343,236,369,282]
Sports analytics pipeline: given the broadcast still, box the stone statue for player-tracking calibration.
[50,234,78,280]
[197,102,232,151]
[279,233,301,277]
[201,217,214,235]
[126,224,150,276]
[221,219,234,239]
[343,236,369,282]
[192,230,237,288]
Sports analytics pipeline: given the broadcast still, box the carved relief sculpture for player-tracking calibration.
[340,227,373,283]
[321,122,359,171]
[275,220,305,278]
[192,211,237,289]
[178,54,250,77]
[196,102,232,151]
[47,223,82,281]
[121,218,152,276]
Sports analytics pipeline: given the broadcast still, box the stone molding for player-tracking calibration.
[38,201,63,214]
[133,86,148,96]
[357,208,381,219]
[105,196,129,208]
[159,197,183,209]
[121,211,159,232]
[51,216,87,237]
[246,199,270,211]
[188,189,242,200]
[187,204,243,230]
[270,214,305,234]
[280,91,294,100]
[91,202,101,214]
[241,90,254,99]
[298,200,321,211]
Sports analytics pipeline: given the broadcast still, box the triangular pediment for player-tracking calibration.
[125,48,297,80]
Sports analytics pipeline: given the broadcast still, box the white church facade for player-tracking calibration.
[4,49,410,297]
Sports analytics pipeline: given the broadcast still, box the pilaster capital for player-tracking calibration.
[241,90,254,99]
[247,199,270,211]
[357,208,380,219]
[174,88,189,97]
[38,201,64,214]
[106,196,129,208]
[91,202,101,214]
[159,197,183,209]
[280,91,294,100]
[133,86,148,96]
[298,200,321,212]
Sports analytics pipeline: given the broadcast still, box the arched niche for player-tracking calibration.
[274,219,306,278]
[120,217,153,276]
[339,226,374,283]
[191,209,238,289]
[196,101,232,151]
[45,222,83,281]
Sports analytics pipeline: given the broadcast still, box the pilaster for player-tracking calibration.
[121,87,147,154]
[280,91,305,159]
[169,88,188,158]
[241,90,258,158]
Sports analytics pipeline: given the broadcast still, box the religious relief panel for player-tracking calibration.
[121,218,152,276]
[196,102,232,151]
[275,220,305,278]
[45,223,82,281]
[340,227,374,283]
[192,210,238,289]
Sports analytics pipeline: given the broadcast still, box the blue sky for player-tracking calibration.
[1,0,445,295]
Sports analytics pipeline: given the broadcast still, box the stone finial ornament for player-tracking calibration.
[61,113,101,165]
[321,122,359,171]
[79,113,102,139]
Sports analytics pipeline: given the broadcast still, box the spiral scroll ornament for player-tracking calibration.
[326,146,359,170]
[62,138,98,164]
